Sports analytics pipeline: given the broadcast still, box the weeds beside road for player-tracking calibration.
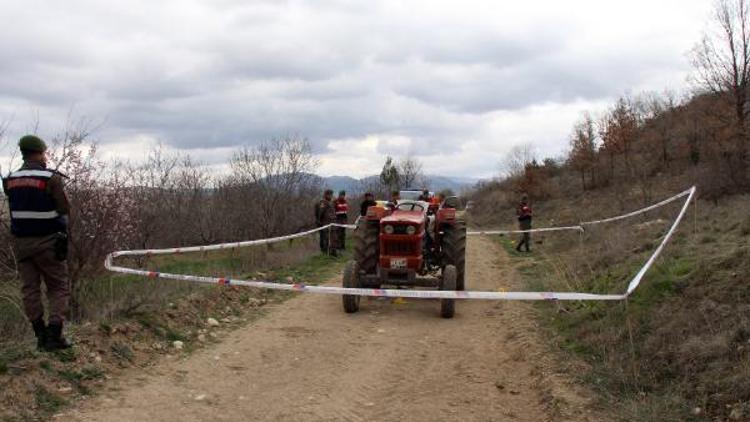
[492,196,750,421]
[0,239,349,421]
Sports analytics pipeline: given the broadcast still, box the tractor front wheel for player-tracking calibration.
[342,261,361,313]
[354,220,379,275]
[440,265,457,319]
[442,221,466,291]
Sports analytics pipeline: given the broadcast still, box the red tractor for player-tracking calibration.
[342,195,466,318]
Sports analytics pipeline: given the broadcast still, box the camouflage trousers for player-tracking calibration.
[15,237,70,324]
[336,215,348,249]
[516,219,532,252]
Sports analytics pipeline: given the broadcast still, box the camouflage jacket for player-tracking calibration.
[315,199,335,226]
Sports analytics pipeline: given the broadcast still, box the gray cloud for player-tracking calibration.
[0,0,710,176]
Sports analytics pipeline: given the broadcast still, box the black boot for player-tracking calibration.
[31,318,47,351]
[45,322,72,351]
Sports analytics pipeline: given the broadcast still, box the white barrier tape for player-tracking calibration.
[104,256,626,300]
[104,187,695,301]
[110,223,355,258]
[468,187,693,235]
[625,186,696,294]
[468,226,583,235]
[580,188,692,226]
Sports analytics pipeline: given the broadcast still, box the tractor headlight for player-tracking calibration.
[384,225,394,234]
[406,225,416,235]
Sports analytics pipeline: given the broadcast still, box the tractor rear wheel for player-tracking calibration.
[442,220,467,290]
[440,264,456,319]
[342,261,360,313]
[354,220,379,275]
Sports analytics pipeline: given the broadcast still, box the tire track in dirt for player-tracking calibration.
[66,236,601,422]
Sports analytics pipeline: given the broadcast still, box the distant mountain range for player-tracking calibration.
[319,175,480,195]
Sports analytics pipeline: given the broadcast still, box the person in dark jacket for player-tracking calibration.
[516,194,532,252]
[333,190,349,250]
[2,135,72,351]
[359,192,377,216]
[314,189,337,256]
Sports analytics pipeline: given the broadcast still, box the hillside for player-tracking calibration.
[466,87,750,421]
[471,183,748,420]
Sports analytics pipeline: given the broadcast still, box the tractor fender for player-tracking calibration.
[436,208,456,225]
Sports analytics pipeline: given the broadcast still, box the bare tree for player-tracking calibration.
[355,176,385,199]
[692,0,750,189]
[692,0,750,139]
[230,136,320,238]
[397,156,425,189]
[172,156,215,243]
[0,117,19,178]
[42,123,140,318]
[0,118,14,279]
[641,91,679,166]
[129,144,180,248]
[501,143,536,179]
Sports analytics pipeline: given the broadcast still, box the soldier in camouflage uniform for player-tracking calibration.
[315,189,337,256]
[516,194,532,253]
[2,135,72,351]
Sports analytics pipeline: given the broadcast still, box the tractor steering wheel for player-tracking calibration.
[396,202,425,212]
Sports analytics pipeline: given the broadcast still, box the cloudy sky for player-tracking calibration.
[0,0,711,179]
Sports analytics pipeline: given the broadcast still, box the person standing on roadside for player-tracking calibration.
[516,194,532,253]
[333,190,349,251]
[2,135,72,351]
[359,192,377,216]
[314,189,337,256]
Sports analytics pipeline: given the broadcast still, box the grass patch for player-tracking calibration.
[110,341,134,362]
[39,360,53,373]
[81,365,105,380]
[58,366,104,395]
[502,254,695,419]
[33,384,67,414]
[0,345,34,375]
[54,348,77,363]
[493,235,527,256]
[274,250,350,285]
[58,365,104,383]
[136,313,187,342]
[147,240,308,276]
[699,235,716,244]
[73,238,319,322]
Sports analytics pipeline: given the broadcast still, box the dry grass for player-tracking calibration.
[474,188,750,421]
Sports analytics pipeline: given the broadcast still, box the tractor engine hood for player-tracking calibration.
[381,211,425,226]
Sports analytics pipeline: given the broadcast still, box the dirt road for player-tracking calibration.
[68,236,599,422]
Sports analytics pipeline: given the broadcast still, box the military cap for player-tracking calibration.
[18,135,47,153]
